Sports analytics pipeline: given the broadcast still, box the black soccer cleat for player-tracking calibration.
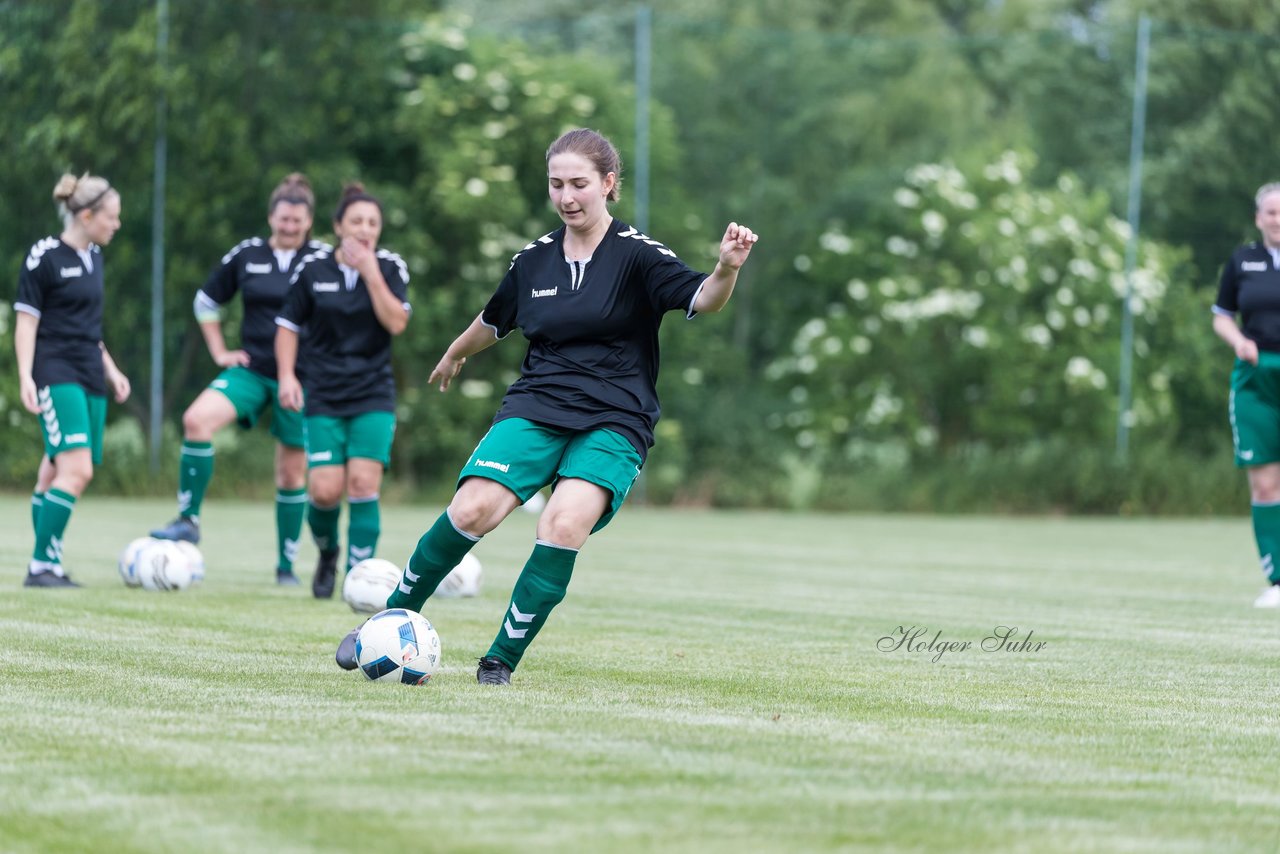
[476,656,512,686]
[312,550,339,599]
[23,569,82,588]
[335,622,366,671]
[276,570,301,586]
[151,516,201,544]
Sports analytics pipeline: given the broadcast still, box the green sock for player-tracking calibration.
[385,511,479,612]
[307,501,341,555]
[347,495,381,571]
[177,441,214,519]
[486,541,578,671]
[31,487,76,570]
[31,490,44,536]
[1253,503,1280,584]
[276,487,307,572]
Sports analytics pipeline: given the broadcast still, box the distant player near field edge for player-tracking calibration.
[275,182,412,600]
[1212,181,1280,608]
[150,173,327,586]
[16,172,131,587]
[333,128,759,684]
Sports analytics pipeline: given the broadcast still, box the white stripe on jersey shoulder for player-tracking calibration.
[220,237,266,266]
[614,224,678,259]
[375,248,410,284]
[508,231,560,270]
[24,236,61,271]
[307,239,334,253]
[288,245,335,285]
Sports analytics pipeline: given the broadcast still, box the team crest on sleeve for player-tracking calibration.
[25,237,60,271]
[616,225,677,258]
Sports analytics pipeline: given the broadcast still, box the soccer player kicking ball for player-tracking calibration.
[15,173,131,587]
[334,128,758,684]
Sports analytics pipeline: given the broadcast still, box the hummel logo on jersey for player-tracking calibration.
[1242,261,1269,272]
[65,433,88,445]
[59,266,84,278]
[245,262,273,275]
[532,287,558,298]
[313,281,340,292]
[474,459,510,473]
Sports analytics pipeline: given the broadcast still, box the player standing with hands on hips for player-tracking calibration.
[334,128,759,684]
[15,173,130,587]
[275,183,411,599]
[1213,182,1280,608]
[150,173,328,585]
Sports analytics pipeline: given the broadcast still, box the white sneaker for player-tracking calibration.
[1254,585,1280,608]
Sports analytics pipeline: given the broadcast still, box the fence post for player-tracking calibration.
[149,0,169,472]
[1117,14,1151,462]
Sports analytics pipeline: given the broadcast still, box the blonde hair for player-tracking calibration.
[1256,182,1280,210]
[53,172,115,225]
[547,129,623,202]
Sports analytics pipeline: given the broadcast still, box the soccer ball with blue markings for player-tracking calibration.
[355,608,441,685]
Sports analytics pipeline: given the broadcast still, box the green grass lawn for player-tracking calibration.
[2,495,1279,853]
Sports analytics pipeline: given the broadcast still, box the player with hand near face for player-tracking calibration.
[276,182,411,600]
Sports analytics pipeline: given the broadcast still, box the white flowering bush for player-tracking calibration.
[770,150,1195,460]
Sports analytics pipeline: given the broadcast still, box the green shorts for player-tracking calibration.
[208,366,303,448]
[1229,352,1280,467]
[458,417,643,533]
[37,383,106,465]
[304,411,397,469]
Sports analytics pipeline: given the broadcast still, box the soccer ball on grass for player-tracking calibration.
[133,539,195,591]
[342,558,402,614]
[354,608,441,685]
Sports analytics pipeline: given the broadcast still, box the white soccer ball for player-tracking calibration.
[433,553,483,598]
[343,557,402,614]
[118,536,153,588]
[174,541,205,585]
[354,608,441,685]
[134,539,194,591]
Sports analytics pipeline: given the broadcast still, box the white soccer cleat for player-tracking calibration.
[1254,585,1280,608]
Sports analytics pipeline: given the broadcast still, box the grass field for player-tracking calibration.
[3,495,1280,853]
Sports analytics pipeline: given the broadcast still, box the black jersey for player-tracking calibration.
[277,246,411,417]
[1214,242,1280,352]
[480,218,708,460]
[15,236,106,394]
[195,237,331,379]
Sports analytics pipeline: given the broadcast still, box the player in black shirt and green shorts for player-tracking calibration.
[276,182,411,599]
[151,173,327,586]
[1214,182,1280,608]
[333,129,759,683]
[15,172,131,587]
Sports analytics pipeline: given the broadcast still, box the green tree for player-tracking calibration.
[770,150,1199,463]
